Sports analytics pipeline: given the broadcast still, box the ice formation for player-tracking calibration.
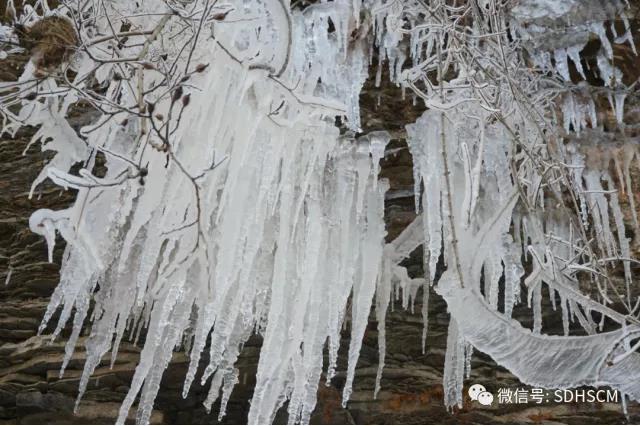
[377,0,640,411]
[3,0,389,423]
[2,0,640,423]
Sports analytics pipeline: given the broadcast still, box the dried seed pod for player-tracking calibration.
[210,10,231,21]
[172,86,183,103]
[195,63,209,73]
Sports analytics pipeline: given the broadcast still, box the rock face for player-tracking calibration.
[1,19,640,426]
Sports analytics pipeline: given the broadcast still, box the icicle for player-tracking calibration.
[531,283,543,334]
[4,267,12,286]
[622,148,640,233]
[614,92,627,124]
[549,287,557,311]
[374,252,392,399]
[29,209,68,263]
[597,53,622,87]
[567,45,586,80]
[503,235,523,319]
[443,320,465,411]
[588,97,598,128]
[360,130,391,189]
[560,293,569,336]
[584,170,616,256]
[407,112,444,283]
[592,22,613,60]
[617,14,637,55]
[464,343,473,379]
[421,274,430,355]
[218,368,239,421]
[606,174,633,301]
[203,370,225,414]
[341,177,388,407]
[554,48,571,81]
[562,93,575,134]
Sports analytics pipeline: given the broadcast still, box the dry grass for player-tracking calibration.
[14,15,77,74]
[1,2,73,75]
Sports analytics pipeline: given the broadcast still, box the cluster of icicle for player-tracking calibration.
[6,0,640,423]
[4,0,395,424]
[371,0,640,413]
[512,0,636,134]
